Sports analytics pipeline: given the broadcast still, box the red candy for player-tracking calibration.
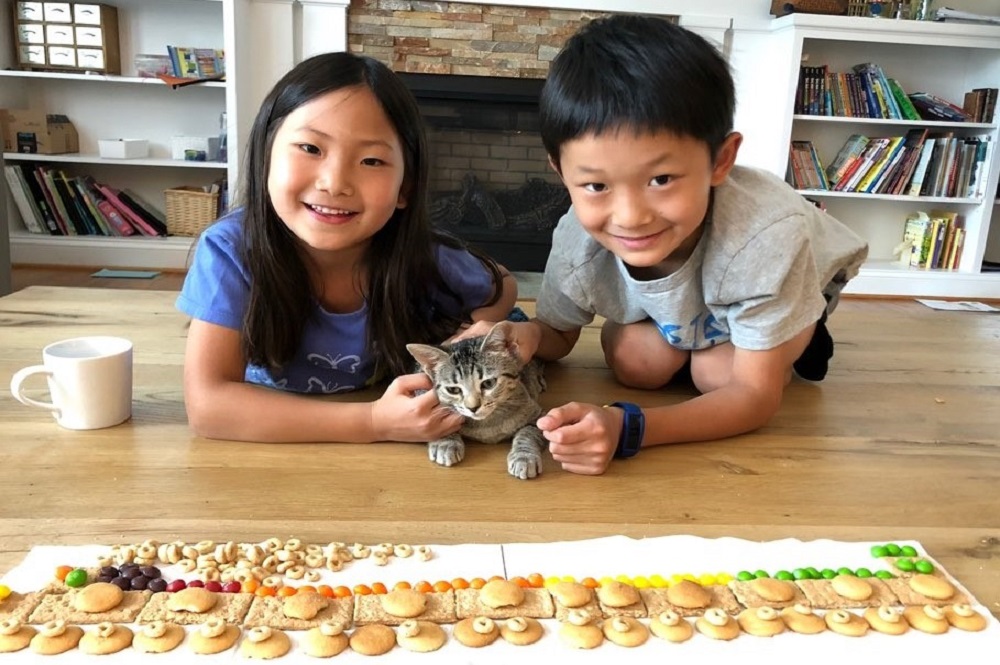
[187,580,205,588]
[165,580,187,593]
[222,582,242,593]
[204,581,223,593]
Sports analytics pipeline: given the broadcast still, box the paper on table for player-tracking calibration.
[916,299,1000,312]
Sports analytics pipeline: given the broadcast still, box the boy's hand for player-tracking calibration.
[371,373,463,442]
[537,402,622,475]
[448,320,542,363]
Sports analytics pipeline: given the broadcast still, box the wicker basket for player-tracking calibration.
[164,186,219,236]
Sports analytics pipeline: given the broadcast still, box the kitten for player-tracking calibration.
[406,321,546,480]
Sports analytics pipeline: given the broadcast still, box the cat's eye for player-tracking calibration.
[480,378,497,391]
[445,387,462,396]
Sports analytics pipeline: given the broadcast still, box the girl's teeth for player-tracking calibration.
[310,204,350,215]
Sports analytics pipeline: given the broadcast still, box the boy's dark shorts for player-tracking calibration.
[792,309,833,381]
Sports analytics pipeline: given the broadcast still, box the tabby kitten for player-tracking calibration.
[406,321,546,480]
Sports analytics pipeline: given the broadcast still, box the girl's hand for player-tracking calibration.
[448,320,542,364]
[537,402,622,475]
[371,373,463,442]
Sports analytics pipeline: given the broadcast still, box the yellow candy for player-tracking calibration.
[669,574,688,585]
[715,573,734,585]
[598,576,615,587]
[614,574,632,584]
[0,584,10,600]
[698,574,717,586]
[560,575,576,583]
[649,574,668,588]
[544,577,561,588]
[632,576,651,589]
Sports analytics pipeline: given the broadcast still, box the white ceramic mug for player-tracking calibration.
[10,336,133,430]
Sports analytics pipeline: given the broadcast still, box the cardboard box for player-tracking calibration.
[98,138,149,159]
[9,110,79,154]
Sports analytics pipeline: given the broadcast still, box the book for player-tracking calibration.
[71,177,112,236]
[825,134,869,187]
[884,128,929,195]
[95,184,161,236]
[118,190,169,236]
[16,164,60,234]
[907,138,938,197]
[37,166,77,235]
[80,176,135,237]
[900,211,933,268]
[3,165,46,234]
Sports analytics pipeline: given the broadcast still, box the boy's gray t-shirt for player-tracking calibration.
[537,165,869,351]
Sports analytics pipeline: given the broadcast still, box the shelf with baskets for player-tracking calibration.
[730,13,1000,298]
[0,0,237,270]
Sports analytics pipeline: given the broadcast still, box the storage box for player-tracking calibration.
[171,136,221,162]
[8,110,79,154]
[164,186,220,236]
[97,138,149,159]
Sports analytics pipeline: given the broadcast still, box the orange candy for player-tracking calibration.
[469,578,487,590]
[353,584,373,596]
[371,582,388,595]
[581,577,600,589]
[451,578,470,590]
[488,575,504,582]
[432,580,452,593]
[414,581,434,593]
[277,586,298,597]
[317,585,334,598]
[297,586,317,594]
[527,573,545,588]
[333,586,353,598]
[242,579,260,594]
[393,581,412,591]
[54,565,73,582]
[255,586,276,597]
[510,576,530,588]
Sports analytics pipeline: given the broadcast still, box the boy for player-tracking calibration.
[494,15,868,475]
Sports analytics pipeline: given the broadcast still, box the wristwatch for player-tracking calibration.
[609,401,644,459]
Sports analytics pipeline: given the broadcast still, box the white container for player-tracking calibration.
[171,135,221,161]
[98,138,149,159]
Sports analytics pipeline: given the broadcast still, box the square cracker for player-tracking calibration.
[728,580,809,609]
[553,597,602,621]
[795,578,899,609]
[354,591,455,626]
[136,591,254,625]
[28,590,151,624]
[882,578,969,607]
[0,592,44,623]
[244,595,354,630]
[640,586,739,618]
[455,588,554,619]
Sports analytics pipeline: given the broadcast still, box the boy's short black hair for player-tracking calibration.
[540,14,735,166]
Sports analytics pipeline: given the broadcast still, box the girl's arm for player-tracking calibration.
[182,319,463,443]
[470,264,518,323]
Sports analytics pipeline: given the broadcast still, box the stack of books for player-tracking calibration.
[898,210,965,271]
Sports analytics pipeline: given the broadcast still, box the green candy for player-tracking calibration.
[64,569,87,588]
[885,543,902,556]
[900,545,918,557]
[737,571,755,581]
[805,567,821,579]
[775,570,794,581]
[895,558,916,572]
[915,560,935,574]
[820,568,837,579]
[855,567,873,578]
[836,567,855,576]
[875,570,895,579]
[870,545,889,558]
[792,568,810,580]
[753,570,770,579]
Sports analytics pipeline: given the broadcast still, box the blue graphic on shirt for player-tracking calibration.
[656,311,728,349]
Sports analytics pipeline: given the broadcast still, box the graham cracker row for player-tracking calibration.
[795,578,898,609]
[455,588,555,619]
[354,591,455,626]
[136,591,254,625]
[0,592,44,624]
[729,580,809,609]
[28,590,151,625]
[640,586,741,618]
[244,595,354,630]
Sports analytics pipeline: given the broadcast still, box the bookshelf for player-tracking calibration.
[0,0,243,270]
[730,14,1000,298]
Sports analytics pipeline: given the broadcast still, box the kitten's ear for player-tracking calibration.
[479,321,519,358]
[406,343,450,374]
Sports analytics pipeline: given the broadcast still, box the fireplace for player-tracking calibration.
[399,73,568,272]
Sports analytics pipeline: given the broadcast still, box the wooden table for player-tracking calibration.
[1,287,998,618]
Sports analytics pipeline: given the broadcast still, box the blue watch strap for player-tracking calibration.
[609,401,644,459]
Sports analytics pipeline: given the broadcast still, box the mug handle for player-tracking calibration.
[10,365,59,412]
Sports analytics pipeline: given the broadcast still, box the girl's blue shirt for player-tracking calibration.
[176,210,494,393]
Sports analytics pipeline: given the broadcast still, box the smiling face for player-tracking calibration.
[555,129,740,278]
[266,85,408,261]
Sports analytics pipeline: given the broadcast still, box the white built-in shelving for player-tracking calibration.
[730,13,1000,299]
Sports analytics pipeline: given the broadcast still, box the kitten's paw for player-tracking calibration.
[507,449,543,480]
[429,439,465,467]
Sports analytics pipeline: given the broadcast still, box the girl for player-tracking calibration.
[176,52,517,442]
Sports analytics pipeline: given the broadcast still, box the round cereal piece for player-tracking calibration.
[453,617,500,648]
[903,605,949,634]
[779,604,826,634]
[30,621,84,655]
[0,619,36,653]
[943,604,988,632]
[863,606,909,635]
[240,626,292,659]
[602,616,649,647]
[559,621,603,649]
[649,610,694,643]
[74,582,124,613]
[167,586,217,613]
[667,579,712,609]
[824,609,869,637]
[479,579,525,609]
[283,592,329,620]
[381,588,427,618]
[395,620,446,653]
[749,577,796,603]
[831,574,873,601]
[79,622,133,655]
[596,579,639,608]
[133,621,185,654]
[909,574,955,600]
[189,619,240,654]
[695,608,740,641]
[302,621,349,658]
[350,624,396,655]
[548,581,592,608]
[499,616,543,646]
[738,606,785,637]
